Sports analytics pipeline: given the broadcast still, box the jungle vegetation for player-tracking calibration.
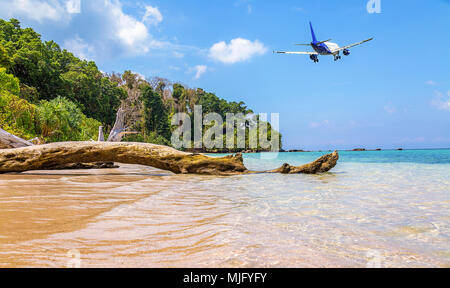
[0,18,281,151]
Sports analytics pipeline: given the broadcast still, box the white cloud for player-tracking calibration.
[384,103,397,114]
[193,65,207,80]
[0,0,67,22]
[101,0,152,55]
[66,0,81,14]
[131,71,146,81]
[310,120,330,128]
[63,35,94,60]
[173,51,184,58]
[1,0,197,60]
[143,5,163,25]
[209,38,267,64]
[0,0,155,55]
[234,0,253,14]
[431,90,450,111]
[426,80,436,85]
[292,7,305,12]
[0,0,80,22]
[169,65,180,71]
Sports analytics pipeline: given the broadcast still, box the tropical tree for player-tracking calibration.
[141,85,170,140]
[0,18,126,127]
[0,67,38,139]
[37,97,100,142]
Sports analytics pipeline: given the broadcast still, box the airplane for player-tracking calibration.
[275,22,373,63]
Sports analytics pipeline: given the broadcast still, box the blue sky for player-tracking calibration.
[1,0,449,149]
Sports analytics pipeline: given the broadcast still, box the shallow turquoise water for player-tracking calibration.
[212,149,450,171]
[203,150,450,267]
[1,150,448,267]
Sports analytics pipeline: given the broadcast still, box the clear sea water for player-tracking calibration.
[0,149,448,267]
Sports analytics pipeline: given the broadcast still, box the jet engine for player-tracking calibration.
[343,49,350,56]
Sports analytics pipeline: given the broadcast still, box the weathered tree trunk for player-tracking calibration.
[0,128,119,170]
[107,107,138,142]
[266,151,339,174]
[98,126,105,142]
[107,108,125,142]
[0,128,33,149]
[107,108,126,142]
[0,142,339,175]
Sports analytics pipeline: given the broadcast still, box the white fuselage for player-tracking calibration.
[312,41,340,55]
[324,42,339,54]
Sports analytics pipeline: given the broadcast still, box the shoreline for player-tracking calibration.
[204,148,450,154]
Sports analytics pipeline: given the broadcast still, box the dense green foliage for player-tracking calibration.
[0,67,38,139]
[141,85,170,140]
[0,19,281,150]
[0,18,125,126]
[0,67,101,141]
[37,97,102,142]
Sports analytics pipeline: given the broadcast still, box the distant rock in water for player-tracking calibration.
[397,148,404,151]
[352,148,366,151]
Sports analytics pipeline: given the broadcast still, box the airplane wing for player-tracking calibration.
[274,51,318,55]
[333,38,373,52]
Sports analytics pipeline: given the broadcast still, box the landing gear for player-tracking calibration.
[334,55,342,61]
[310,54,319,63]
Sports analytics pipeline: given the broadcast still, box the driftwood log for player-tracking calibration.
[0,128,118,170]
[0,141,339,175]
[0,128,34,149]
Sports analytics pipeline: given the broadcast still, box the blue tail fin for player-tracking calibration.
[309,22,317,43]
